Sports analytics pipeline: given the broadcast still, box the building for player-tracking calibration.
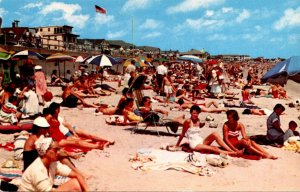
[1,20,40,47]
[180,49,209,59]
[77,39,110,53]
[36,25,79,51]
[212,54,251,61]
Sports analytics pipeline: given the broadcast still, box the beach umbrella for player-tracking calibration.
[261,56,300,84]
[75,56,85,63]
[123,58,147,68]
[85,54,117,67]
[46,53,75,77]
[0,47,11,60]
[178,55,203,63]
[12,50,44,60]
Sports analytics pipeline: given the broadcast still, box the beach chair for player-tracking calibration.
[128,74,179,136]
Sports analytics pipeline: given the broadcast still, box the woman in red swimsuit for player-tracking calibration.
[46,102,107,150]
[222,110,277,159]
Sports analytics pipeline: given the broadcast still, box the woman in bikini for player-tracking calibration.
[175,105,241,155]
[223,109,277,159]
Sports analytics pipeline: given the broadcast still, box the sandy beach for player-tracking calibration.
[0,78,300,191]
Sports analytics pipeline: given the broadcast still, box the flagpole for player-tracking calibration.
[132,16,134,58]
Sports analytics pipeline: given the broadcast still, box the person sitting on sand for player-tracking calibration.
[138,96,185,125]
[19,136,88,192]
[114,98,143,125]
[45,102,108,150]
[23,116,85,176]
[283,120,299,143]
[241,85,255,104]
[223,110,277,159]
[51,69,64,85]
[266,103,285,146]
[97,88,133,115]
[0,96,22,125]
[18,83,40,118]
[270,84,288,99]
[174,105,241,156]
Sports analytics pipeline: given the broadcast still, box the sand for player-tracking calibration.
[1,79,300,191]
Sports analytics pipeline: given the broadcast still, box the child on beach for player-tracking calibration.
[283,120,299,143]
[162,72,174,106]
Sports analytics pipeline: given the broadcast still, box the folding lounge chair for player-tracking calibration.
[128,74,179,136]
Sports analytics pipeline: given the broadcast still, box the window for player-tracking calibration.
[48,28,50,32]
[40,28,43,32]
[55,46,57,49]
[54,36,57,40]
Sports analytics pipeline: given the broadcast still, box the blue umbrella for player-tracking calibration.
[261,56,300,84]
[85,54,117,67]
[12,50,44,60]
[178,55,203,63]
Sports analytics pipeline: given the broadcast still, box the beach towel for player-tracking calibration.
[250,135,273,146]
[130,148,216,176]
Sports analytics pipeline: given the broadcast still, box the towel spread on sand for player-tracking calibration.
[129,148,232,176]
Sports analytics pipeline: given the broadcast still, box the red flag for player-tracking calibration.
[95,5,106,14]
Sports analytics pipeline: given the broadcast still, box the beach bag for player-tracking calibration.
[165,121,179,133]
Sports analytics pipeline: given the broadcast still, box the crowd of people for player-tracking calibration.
[0,56,298,191]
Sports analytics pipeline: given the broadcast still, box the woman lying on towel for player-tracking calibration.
[174,105,241,156]
[45,102,109,150]
[19,136,88,192]
[223,110,277,159]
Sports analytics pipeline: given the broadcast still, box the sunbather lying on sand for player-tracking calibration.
[172,98,227,113]
[61,84,99,108]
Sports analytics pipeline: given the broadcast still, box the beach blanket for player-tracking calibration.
[129,148,233,176]
[0,123,33,132]
[0,159,69,187]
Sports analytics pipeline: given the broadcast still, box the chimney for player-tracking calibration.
[14,20,20,27]
[12,21,16,28]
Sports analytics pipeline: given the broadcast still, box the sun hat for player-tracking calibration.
[34,65,42,70]
[33,117,50,128]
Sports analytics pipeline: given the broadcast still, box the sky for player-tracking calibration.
[0,0,300,58]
